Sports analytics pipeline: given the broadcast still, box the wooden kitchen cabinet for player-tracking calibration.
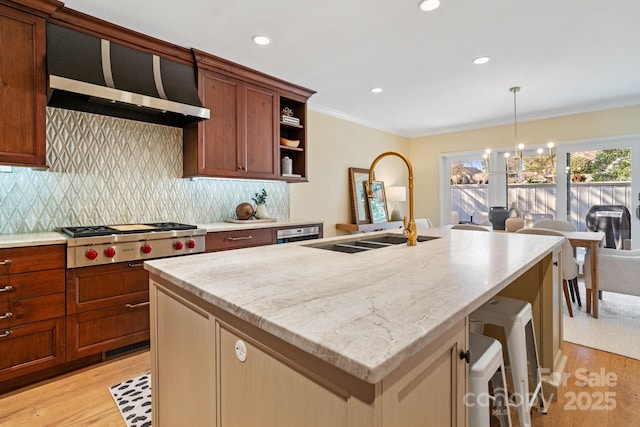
[66,262,150,360]
[184,68,278,179]
[184,51,314,181]
[0,4,47,168]
[205,228,274,252]
[0,245,66,382]
[279,95,309,181]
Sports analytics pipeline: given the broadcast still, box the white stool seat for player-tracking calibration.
[471,296,547,427]
[469,333,512,427]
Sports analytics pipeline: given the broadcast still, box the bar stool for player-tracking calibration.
[468,333,512,427]
[470,296,547,427]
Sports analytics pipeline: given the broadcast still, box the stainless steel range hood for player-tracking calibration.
[46,24,210,127]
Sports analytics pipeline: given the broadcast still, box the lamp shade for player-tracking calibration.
[386,186,406,202]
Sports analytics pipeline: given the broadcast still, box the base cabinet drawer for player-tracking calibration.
[206,228,274,252]
[66,302,150,360]
[0,293,65,328]
[0,317,66,381]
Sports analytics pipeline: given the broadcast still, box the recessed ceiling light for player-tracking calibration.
[370,87,383,93]
[473,56,490,65]
[252,35,271,46]
[418,0,441,12]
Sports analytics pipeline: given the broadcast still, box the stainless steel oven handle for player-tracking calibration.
[1,259,12,265]
[228,236,253,241]
[125,301,150,309]
[0,286,13,293]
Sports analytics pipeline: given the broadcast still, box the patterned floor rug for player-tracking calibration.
[563,283,640,360]
[109,373,152,427]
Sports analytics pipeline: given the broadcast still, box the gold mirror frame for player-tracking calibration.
[348,167,374,224]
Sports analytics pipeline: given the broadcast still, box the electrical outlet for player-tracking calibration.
[0,166,12,173]
[235,340,247,362]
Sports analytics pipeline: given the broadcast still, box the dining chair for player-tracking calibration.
[415,218,434,229]
[471,211,491,226]
[531,219,581,306]
[516,228,579,317]
[451,224,490,231]
[583,248,640,312]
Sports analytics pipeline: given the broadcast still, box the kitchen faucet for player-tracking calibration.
[368,151,417,246]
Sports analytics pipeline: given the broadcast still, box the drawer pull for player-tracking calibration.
[125,301,150,309]
[228,236,253,241]
[0,330,11,338]
[127,262,144,268]
[0,312,12,320]
[0,286,13,293]
[0,259,12,266]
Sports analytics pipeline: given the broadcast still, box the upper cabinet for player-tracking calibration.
[184,51,315,182]
[0,4,47,168]
[184,70,278,179]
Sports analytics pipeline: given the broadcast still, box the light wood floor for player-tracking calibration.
[1,342,639,426]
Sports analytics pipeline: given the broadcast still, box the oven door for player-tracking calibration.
[276,226,320,243]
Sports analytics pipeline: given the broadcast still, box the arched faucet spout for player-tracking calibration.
[367,151,417,246]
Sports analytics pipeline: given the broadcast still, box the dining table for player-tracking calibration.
[560,230,605,318]
[449,225,606,318]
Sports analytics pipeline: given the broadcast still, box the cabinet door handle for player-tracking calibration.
[459,349,472,364]
[0,286,13,293]
[127,262,144,268]
[0,312,12,320]
[125,301,150,309]
[0,259,12,265]
[0,330,12,338]
[228,236,253,241]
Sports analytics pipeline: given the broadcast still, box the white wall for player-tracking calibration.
[290,110,410,236]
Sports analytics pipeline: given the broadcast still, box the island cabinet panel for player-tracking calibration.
[150,280,216,427]
[0,245,66,381]
[0,4,47,168]
[219,327,349,427]
[66,262,150,360]
[381,320,467,427]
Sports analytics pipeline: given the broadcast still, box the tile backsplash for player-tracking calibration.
[0,108,288,234]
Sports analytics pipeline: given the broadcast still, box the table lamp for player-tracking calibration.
[386,186,407,221]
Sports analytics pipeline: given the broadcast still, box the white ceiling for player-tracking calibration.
[62,0,640,138]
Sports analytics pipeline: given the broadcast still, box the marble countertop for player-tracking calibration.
[145,227,563,383]
[196,219,323,232]
[0,232,68,249]
[0,220,322,249]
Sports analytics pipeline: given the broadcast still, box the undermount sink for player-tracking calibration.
[307,233,439,254]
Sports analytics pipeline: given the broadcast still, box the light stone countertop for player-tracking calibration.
[0,232,68,249]
[145,227,563,384]
[196,219,323,232]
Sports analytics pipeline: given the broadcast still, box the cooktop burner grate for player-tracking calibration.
[60,222,198,238]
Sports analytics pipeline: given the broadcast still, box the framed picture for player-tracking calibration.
[367,181,389,223]
[348,167,374,224]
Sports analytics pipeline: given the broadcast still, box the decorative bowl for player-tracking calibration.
[280,137,300,148]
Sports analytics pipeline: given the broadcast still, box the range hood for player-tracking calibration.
[46,24,210,127]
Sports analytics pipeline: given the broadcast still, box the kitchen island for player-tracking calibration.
[145,227,565,426]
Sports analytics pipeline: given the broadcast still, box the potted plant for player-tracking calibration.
[252,189,268,219]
